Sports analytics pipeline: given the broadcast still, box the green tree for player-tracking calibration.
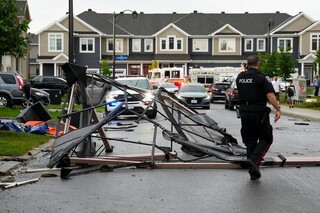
[314,48,320,76]
[277,49,296,81]
[259,51,279,77]
[100,59,111,76]
[0,0,30,69]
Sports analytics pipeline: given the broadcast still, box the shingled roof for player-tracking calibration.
[77,10,292,36]
[208,13,292,35]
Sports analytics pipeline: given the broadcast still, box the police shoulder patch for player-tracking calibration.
[265,76,271,83]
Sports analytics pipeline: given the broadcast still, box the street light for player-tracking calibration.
[112,10,138,79]
[267,19,274,53]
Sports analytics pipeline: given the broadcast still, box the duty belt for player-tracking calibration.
[239,102,266,112]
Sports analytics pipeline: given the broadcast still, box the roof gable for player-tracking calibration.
[60,16,104,35]
[46,23,68,32]
[37,14,103,35]
[36,15,69,34]
[271,12,314,34]
[153,23,189,37]
[52,53,69,61]
[16,0,30,19]
[298,53,316,63]
[299,21,320,35]
[210,24,243,36]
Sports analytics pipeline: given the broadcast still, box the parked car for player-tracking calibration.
[30,76,69,95]
[224,80,239,110]
[208,82,231,102]
[153,82,178,93]
[22,88,50,107]
[105,76,157,119]
[0,72,25,107]
[176,83,211,109]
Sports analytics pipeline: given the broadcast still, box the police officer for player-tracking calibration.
[236,55,281,180]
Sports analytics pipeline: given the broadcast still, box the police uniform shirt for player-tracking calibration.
[236,68,274,109]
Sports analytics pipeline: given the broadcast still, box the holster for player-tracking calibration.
[261,107,271,123]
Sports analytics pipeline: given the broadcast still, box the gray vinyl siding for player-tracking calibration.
[189,38,212,55]
[74,37,101,68]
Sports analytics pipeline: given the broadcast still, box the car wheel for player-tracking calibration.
[22,98,35,108]
[146,103,157,119]
[146,110,157,119]
[0,94,12,107]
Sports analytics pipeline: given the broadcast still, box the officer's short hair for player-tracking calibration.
[247,55,259,67]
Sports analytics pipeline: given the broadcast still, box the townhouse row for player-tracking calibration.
[28,10,320,84]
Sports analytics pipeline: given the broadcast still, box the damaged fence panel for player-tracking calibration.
[46,63,320,178]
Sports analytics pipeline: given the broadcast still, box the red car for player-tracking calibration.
[224,81,239,110]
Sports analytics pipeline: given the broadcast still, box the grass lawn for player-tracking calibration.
[0,99,105,157]
[279,87,320,110]
[0,131,52,156]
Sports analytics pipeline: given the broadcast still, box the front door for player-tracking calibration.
[304,64,313,86]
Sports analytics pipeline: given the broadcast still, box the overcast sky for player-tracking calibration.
[27,0,320,33]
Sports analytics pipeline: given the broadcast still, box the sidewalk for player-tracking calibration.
[273,104,320,121]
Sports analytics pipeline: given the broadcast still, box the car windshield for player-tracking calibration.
[112,78,150,91]
[180,85,206,93]
[214,83,230,89]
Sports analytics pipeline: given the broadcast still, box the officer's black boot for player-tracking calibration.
[247,159,261,180]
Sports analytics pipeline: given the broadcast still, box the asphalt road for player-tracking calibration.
[1,102,320,213]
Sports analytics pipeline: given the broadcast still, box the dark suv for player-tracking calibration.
[208,82,231,102]
[0,72,25,107]
[30,76,69,95]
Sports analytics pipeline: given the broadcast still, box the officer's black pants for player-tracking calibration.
[240,111,273,166]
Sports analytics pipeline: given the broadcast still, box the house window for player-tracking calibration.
[219,38,235,52]
[160,36,183,51]
[144,39,153,52]
[48,33,63,52]
[257,39,266,52]
[80,38,94,53]
[244,39,253,51]
[169,37,174,49]
[177,39,182,50]
[132,39,141,52]
[161,39,166,50]
[192,39,208,52]
[311,34,320,51]
[107,38,123,52]
[278,38,293,52]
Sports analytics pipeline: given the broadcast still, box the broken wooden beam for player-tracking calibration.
[1,178,40,189]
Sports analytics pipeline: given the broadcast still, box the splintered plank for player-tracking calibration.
[153,162,242,169]
[98,152,177,161]
[70,157,144,166]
